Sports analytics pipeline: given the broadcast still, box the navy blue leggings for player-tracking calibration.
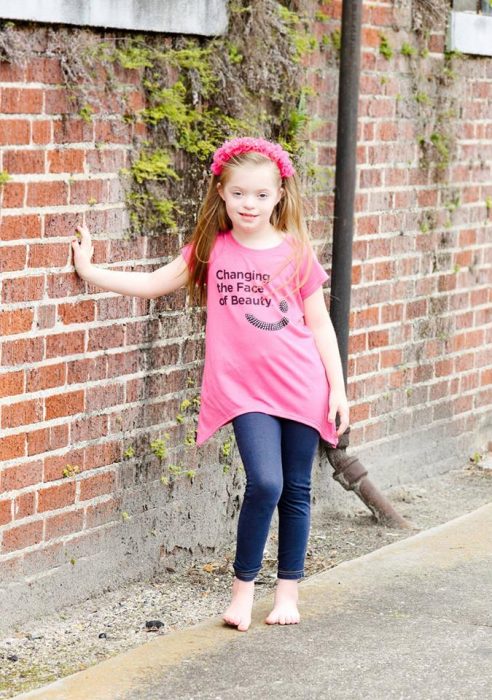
[231,412,320,582]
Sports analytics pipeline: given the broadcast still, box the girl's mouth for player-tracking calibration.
[240,213,257,219]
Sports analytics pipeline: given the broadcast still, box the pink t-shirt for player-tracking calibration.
[181,230,339,448]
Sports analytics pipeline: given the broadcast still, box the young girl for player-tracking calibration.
[71,136,349,633]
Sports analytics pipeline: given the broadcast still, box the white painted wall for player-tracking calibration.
[0,0,228,36]
[447,11,492,56]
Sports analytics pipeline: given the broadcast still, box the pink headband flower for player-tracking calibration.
[211,137,295,178]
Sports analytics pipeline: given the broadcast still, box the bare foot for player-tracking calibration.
[222,577,255,632]
[265,579,300,625]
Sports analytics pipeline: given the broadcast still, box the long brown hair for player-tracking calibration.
[184,151,316,307]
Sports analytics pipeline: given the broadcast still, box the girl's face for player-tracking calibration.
[217,162,283,237]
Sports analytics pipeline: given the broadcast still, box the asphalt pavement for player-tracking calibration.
[15,502,492,700]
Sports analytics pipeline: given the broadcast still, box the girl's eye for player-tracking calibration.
[258,193,269,199]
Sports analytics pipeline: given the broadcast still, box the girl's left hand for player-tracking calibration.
[328,387,350,437]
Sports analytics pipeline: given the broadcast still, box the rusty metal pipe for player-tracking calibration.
[327,0,413,530]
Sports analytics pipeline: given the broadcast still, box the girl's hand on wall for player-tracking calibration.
[71,225,94,275]
[328,387,350,437]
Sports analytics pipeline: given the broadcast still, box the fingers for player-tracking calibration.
[72,226,93,255]
[328,403,350,436]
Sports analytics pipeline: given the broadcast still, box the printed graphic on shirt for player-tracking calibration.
[246,299,289,331]
[215,267,290,332]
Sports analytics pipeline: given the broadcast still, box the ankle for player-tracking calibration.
[275,579,299,596]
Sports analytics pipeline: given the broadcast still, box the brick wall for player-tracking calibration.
[304,1,491,493]
[1,1,491,631]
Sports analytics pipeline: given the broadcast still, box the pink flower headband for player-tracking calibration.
[211,137,295,178]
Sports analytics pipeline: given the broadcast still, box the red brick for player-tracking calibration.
[27,423,69,457]
[27,362,66,392]
[0,61,25,82]
[2,398,43,429]
[46,331,85,358]
[359,168,382,188]
[352,306,379,329]
[44,89,71,114]
[79,471,116,501]
[0,119,30,145]
[45,509,84,539]
[84,440,122,470]
[47,149,85,174]
[26,57,63,84]
[38,482,76,513]
[1,243,33,280]
[369,5,396,26]
[2,520,43,554]
[3,150,45,174]
[357,215,380,235]
[53,118,94,144]
[28,242,68,268]
[0,433,26,462]
[0,309,33,336]
[2,461,43,490]
[0,369,24,398]
[27,181,68,207]
[85,383,124,411]
[58,300,96,325]
[46,270,85,298]
[417,189,438,207]
[0,214,42,241]
[69,178,105,205]
[86,148,127,174]
[32,120,52,144]
[2,182,25,208]
[14,491,36,520]
[94,120,132,144]
[87,324,125,352]
[1,337,43,366]
[368,329,389,349]
[1,275,44,303]
[45,390,84,420]
[124,90,146,112]
[43,449,85,482]
[1,88,43,114]
[66,356,107,384]
[0,499,13,526]
[378,121,398,141]
[348,332,367,354]
[44,211,83,238]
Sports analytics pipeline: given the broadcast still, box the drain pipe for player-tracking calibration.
[322,0,412,529]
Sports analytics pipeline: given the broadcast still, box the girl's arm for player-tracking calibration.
[71,226,189,299]
[303,287,350,436]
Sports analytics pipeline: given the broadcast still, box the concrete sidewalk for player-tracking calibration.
[16,503,492,700]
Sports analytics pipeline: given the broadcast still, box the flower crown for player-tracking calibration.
[210,137,295,178]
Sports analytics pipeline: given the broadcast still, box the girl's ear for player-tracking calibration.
[217,182,225,201]
[277,186,285,204]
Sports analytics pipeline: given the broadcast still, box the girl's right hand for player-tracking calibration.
[71,225,94,275]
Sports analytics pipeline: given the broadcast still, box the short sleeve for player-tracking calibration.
[181,242,193,267]
[299,247,329,300]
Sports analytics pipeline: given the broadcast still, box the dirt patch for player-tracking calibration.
[1,460,491,698]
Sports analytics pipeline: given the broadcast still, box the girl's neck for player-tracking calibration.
[231,225,285,250]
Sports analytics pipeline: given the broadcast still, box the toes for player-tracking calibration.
[223,613,240,626]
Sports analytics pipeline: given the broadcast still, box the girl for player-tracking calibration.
[71,136,350,633]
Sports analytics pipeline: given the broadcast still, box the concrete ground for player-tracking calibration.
[15,502,492,700]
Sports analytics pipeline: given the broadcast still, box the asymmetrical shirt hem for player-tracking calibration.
[196,405,339,449]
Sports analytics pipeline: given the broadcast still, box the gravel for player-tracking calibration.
[1,459,491,698]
